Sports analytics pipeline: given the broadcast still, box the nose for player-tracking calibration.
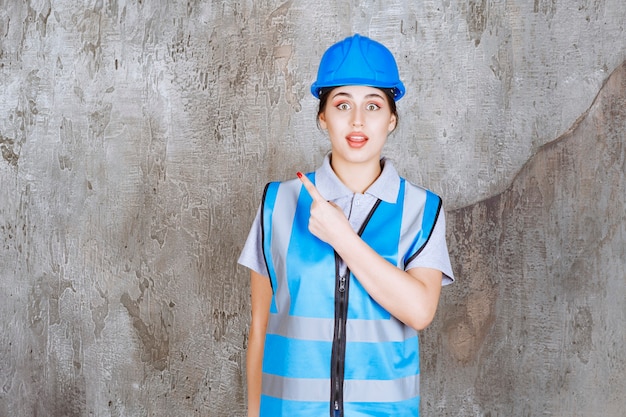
[352,108,364,128]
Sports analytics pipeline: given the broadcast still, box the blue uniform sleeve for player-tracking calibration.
[405,209,455,285]
[237,205,270,277]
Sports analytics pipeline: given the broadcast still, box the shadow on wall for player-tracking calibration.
[423,61,626,415]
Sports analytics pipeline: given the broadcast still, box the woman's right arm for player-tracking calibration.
[247,270,273,417]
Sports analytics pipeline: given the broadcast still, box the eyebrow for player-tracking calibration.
[331,91,386,100]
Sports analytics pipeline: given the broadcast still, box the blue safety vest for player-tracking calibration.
[260,172,441,417]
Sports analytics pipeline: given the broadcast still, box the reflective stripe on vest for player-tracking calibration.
[260,173,441,417]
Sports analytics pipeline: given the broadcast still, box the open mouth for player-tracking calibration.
[346,133,368,148]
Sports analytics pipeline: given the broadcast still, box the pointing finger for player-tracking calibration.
[297,172,325,202]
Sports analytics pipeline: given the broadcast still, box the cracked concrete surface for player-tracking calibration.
[0,1,625,416]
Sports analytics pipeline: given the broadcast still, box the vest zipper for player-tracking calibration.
[329,199,382,417]
[330,253,348,417]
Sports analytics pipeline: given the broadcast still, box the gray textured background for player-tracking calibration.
[1,1,625,416]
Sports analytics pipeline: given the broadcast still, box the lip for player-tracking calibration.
[346,132,368,148]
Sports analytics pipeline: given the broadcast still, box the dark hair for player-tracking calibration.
[316,87,399,129]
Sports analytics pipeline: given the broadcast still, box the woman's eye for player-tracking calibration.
[337,103,350,110]
[366,103,380,111]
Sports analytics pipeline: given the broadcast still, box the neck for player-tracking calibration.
[330,156,382,194]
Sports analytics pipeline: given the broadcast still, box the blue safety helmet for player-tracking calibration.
[311,34,406,101]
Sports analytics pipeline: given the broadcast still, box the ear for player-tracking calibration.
[388,114,397,133]
[318,112,328,130]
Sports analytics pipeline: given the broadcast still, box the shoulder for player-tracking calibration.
[264,176,305,191]
[400,177,442,206]
[262,176,308,207]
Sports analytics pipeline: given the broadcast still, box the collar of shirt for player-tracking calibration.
[313,153,401,203]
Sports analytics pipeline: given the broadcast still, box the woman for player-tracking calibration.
[239,34,454,417]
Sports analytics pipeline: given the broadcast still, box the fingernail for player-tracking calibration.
[296,172,303,179]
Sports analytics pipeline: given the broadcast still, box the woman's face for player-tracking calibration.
[318,85,397,168]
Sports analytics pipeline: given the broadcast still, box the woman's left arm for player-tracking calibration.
[333,232,442,331]
[299,173,443,331]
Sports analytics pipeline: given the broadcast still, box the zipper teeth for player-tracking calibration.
[333,272,348,417]
[331,254,348,417]
[330,199,381,417]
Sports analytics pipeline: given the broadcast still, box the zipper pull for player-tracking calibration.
[338,275,346,292]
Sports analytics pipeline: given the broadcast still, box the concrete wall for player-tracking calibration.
[0,1,624,416]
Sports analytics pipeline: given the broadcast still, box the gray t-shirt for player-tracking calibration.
[238,155,455,285]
